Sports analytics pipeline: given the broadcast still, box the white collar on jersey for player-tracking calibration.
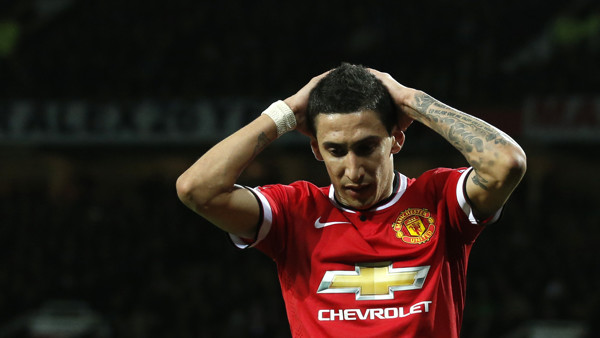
[328,171,408,213]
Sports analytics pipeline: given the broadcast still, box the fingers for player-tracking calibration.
[367,68,415,132]
[282,70,331,136]
[286,70,331,111]
[368,68,405,90]
[305,70,330,91]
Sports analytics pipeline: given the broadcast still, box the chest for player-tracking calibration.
[299,200,446,268]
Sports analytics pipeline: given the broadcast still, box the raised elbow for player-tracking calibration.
[499,145,527,185]
[176,173,208,209]
[510,146,527,177]
[176,171,232,213]
[176,174,194,205]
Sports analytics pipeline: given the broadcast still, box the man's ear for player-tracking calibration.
[310,138,324,161]
[391,127,405,154]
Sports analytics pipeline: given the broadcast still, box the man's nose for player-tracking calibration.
[344,152,365,182]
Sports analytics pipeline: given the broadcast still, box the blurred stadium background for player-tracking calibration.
[0,0,599,337]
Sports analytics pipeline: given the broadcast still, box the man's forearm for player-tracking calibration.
[403,90,523,190]
[176,115,277,210]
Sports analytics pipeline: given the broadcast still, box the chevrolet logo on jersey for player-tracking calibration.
[317,263,430,300]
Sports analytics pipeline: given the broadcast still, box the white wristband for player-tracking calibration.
[261,100,296,137]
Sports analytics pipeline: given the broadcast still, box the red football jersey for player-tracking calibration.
[230,168,500,338]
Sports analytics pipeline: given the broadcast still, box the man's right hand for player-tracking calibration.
[284,71,330,136]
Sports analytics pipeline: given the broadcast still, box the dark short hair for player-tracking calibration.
[306,63,396,137]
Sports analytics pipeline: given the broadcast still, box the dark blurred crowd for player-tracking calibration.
[1,0,599,103]
[0,150,291,337]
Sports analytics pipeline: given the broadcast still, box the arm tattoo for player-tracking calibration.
[253,132,271,156]
[414,92,507,157]
[415,93,436,112]
[471,172,490,190]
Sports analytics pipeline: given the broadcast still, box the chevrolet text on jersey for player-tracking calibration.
[318,301,433,321]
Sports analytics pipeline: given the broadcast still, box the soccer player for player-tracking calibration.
[176,63,526,337]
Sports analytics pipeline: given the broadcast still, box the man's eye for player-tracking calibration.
[355,144,376,156]
[328,148,345,157]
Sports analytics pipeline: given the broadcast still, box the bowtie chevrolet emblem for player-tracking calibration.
[317,262,430,300]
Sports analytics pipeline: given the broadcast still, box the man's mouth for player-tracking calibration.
[344,184,370,197]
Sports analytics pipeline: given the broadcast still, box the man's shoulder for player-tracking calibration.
[258,179,326,191]
[412,167,468,181]
[405,167,469,192]
[256,180,330,202]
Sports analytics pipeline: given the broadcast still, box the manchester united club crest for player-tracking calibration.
[392,208,436,244]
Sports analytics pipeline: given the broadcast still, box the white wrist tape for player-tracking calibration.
[261,100,296,137]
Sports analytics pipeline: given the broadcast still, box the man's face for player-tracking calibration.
[311,110,403,210]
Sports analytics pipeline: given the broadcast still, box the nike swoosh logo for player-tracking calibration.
[314,217,351,229]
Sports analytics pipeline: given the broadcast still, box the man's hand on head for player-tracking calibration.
[284,71,330,137]
[368,68,415,132]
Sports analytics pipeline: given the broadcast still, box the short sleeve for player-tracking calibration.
[228,182,303,259]
[455,168,503,225]
[435,167,503,244]
[228,185,275,249]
